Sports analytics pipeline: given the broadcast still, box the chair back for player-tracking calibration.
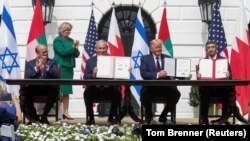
[0,125,15,141]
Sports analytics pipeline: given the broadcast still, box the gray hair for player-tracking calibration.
[58,22,73,35]
[95,40,108,48]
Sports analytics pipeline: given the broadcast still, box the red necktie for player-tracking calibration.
[40,65,45,76]
[156,56,161,72]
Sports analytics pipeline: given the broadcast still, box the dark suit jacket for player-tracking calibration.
[83,56,120,90]
[0,106,16,126]
[23,58,59,93]
[140,53,177,92]
[25,58,59,79]
[140,53,171,80]
[84,56,98,79]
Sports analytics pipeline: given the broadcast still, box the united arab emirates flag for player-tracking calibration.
[26,0,47,61]
[158,7,173,58]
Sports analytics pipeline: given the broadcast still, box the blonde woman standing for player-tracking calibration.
[53,22,80,120]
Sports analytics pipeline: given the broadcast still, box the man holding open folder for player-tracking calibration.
[83,40,122,125]
[140,39,191,125]
[197,40,236,125]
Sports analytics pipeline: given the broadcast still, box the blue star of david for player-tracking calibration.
[0,47,19,74]
[132,50,143,69]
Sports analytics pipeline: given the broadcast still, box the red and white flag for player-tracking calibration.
[107,8,125,56]
[230,0,250,115]
[107,8,125,98]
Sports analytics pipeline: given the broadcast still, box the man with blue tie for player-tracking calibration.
[140,39,191,125]
[84,40,122,125]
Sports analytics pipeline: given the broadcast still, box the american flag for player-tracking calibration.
[81,10,98,79]
[208,0,228,57]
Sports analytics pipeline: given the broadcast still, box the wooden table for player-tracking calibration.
[6,79,250,123]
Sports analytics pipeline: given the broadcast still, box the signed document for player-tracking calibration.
[176,59,191,77]
[96,56,114,78]
[114,57,131,79]
[199,59,213,78]
[164,58,175,77]
[199,59,228,79]
[96,56,130,79]
[164,58,191,77]
[215,59,228,79]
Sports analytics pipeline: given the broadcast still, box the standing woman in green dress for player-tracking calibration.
[53,22,80,120]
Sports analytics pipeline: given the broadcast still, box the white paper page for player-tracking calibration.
[114,57,131,79]
[199,59,213,78]
[96,56,114,78]
[164,58,176,77]
[176,59,191,77]
[215,59,228,79]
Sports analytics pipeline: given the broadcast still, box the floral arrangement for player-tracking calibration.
[16,122,141,141]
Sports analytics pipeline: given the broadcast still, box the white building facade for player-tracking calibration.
[1,0,250,119]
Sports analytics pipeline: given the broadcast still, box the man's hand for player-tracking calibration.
[185,74,192,80]
[36,57,47,71]
[36,58,43,70]
[128,67,132,73]
[226,71,230,79]
[158,70,167,78]
[196,65,201,80]
[197,73,202,80]
[93,67,98,78]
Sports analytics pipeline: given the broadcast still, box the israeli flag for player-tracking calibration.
[0,0,21,95]
[130,8,149,106]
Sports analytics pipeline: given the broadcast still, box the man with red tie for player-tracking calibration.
[20,44,59,124]
[140,39,191,125]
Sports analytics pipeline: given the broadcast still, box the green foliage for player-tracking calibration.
[189,86,199,107]
[17,122,140,141]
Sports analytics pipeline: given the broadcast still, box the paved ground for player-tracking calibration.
[46,116,241,125]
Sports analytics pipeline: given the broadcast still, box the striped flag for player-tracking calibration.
[0,0,21,95]
[81,10,98,80]
[158,7,173,58]
[107,8,125,56]
[26,0,47,61]
[130,8,149,106]
[208,0,228,57]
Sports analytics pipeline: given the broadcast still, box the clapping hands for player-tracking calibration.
[73,40,79,48]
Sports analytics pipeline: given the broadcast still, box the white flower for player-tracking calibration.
[17,123,140,141]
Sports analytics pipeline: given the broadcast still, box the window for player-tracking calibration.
[98,6,156,56]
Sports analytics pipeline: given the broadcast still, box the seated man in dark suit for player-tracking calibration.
[19,44,59,124]
[197,40,236,125]
[84,40,122,125]
[140,39,191,125]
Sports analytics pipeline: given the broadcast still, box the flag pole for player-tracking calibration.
[112,1,115,9]
[91,0,94,10]
[163,0,167,7]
